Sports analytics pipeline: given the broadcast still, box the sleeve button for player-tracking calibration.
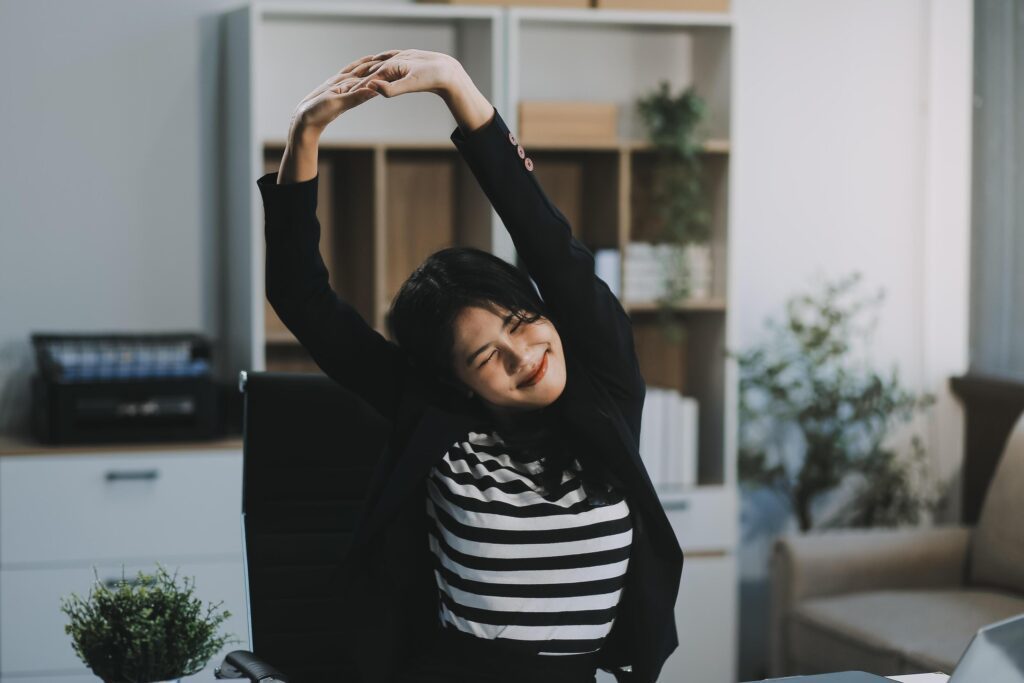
[508,132,517,145]
[524,157,534,171]
[516,144,526,159]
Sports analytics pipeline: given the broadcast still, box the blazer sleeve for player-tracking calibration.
[450,106,645,402]
[257,170,407,421]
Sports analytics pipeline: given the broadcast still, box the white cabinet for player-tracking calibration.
[660,487,738,683]
[663,552,738,683]
[1,450,243,564]
[0,446,247,681]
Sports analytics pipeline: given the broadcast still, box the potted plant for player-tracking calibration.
[730,271,944,531]
[60,564,237,683]
[636,80,714,342]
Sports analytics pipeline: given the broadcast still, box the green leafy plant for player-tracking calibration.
[730,271,943,531]
[636,81,714,342]
[60,564,237,683]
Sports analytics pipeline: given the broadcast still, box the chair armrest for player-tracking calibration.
[215,650,289,682]
[767,525,972,677]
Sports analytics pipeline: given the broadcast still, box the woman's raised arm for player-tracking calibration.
[261,55,410,421]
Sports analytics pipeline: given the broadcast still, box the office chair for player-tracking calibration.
[215,370,390,683]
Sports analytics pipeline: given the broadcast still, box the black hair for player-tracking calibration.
[386,246,619,504]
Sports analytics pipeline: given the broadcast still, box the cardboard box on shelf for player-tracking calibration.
[518,101,619,146]
[418,0,589,7]
[593,0,729,11]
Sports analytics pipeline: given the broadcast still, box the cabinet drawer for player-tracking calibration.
[0,450,242,564]
[660,553,738,683]
[660,485,737,552]
[0,560,249,676]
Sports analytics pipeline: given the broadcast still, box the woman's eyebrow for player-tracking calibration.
[466,311,517,366]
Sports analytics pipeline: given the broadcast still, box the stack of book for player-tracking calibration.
[622,241,712,304]
[595,248,622,298]
[639,386,699,489]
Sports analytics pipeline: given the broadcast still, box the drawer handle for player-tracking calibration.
[663,499,690,511]
[105,469,160,482]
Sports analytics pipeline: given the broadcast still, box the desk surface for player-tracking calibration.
[0,432,243,456]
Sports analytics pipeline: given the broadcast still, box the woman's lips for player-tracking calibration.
[518,351,548,388]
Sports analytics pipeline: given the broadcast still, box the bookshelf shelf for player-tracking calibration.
[626,298,728,313]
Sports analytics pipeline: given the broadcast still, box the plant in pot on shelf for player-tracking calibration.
[60,564,237,683]
[731,271,944,532]
[635,80,714,343]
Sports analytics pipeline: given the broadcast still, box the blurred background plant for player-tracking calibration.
[60,563,237,683]
[731,271,943,532]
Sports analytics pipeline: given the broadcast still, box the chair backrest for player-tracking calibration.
[240,371,390,682]
[970,409,1024,595]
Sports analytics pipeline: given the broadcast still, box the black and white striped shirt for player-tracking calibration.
[425,429,633,656]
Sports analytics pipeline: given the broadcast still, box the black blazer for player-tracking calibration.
[257,105,684,683]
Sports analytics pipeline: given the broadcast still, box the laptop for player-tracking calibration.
[749,612,1024,683]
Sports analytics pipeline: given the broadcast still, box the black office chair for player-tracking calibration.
[215,370,390,683]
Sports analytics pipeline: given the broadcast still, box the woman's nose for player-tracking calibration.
[504,343,530,374]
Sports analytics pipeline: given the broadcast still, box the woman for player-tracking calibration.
[258,49,684,683]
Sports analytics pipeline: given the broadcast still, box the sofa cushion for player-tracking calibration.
[971,411,1024,594]
[788,588,1024,675]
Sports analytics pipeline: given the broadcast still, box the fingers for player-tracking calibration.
[340,53,379,74]
[309,60,382,99]
[328,83,380,113]
[349,59,385,77]
[304,51,402,103]
[349,62,402,92]
[367,75,414,98]
[347,73,376,92]
[327,77,363,95]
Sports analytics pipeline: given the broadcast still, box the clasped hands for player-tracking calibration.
[290,49,468,136]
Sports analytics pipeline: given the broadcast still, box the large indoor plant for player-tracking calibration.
[732,271,943,532]
[59,564,236,683]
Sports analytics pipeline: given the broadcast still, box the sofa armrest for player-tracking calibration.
[774,525,972,603]
[768,525,972,677]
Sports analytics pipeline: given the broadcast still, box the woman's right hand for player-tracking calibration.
[287,51,400,137]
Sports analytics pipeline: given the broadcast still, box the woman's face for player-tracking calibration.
[450,304,567,412]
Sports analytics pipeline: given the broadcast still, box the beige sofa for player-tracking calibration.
[769,412,1024,677]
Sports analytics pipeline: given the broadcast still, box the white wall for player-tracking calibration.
[733,0,973,523]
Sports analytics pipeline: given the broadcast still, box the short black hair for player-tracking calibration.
[386,246,549,394]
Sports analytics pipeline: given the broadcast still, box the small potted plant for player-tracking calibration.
[60,564,237,683]
[636,80,714,342]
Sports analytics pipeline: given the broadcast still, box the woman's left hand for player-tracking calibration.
[347,49,462,98]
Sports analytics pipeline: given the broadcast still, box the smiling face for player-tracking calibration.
[450,303,567,413]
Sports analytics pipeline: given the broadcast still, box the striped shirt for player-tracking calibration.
[425,429,633,656]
